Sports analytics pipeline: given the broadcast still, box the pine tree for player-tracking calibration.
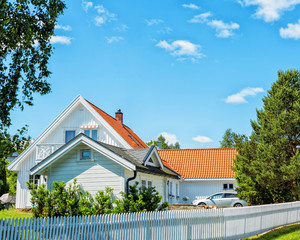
[220,128,235,148]
[234,69,300,204]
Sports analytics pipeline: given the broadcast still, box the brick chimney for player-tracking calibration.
[115,109,123,124]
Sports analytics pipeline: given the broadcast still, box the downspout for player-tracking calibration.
[126,170,137,196]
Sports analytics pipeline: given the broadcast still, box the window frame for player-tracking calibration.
[29,175,40,186]
[80,149,92,160]
[65,130,76,143]
[83,129,98,141]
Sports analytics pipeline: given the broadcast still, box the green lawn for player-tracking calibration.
[243,223,300,240]
[0,209,33,219]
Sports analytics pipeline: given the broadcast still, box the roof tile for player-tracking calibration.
[158,148,238,179]
[86,100,148,149]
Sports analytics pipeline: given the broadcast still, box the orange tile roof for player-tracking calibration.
[158,148,238,179]
[86,100,148,149]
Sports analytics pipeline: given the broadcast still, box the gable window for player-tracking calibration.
[29,175,40,186]
[84,129,98,140]
[80,150,91,160]
[65,130,75,143]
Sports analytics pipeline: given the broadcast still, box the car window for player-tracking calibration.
[211,193,223,199]
[224,193,237,198]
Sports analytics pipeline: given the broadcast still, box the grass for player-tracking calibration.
[0,208,33,219]
[243,223,300,240]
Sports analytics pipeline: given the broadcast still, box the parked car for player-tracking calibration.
[192,192,247,207]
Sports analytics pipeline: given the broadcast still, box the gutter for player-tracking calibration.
[126,170,137,196]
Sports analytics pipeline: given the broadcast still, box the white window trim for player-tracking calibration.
[77,148,94,162]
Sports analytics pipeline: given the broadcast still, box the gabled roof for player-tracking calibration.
[8,95,147,171]
[158,148,238,179]
[101,143,180,179]
[31,134,180,179]
[31,134,136,175]
[86,100,148,149]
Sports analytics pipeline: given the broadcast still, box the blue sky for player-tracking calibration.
[10,0,300,148]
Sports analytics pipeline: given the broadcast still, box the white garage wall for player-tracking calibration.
[179,179,237,204]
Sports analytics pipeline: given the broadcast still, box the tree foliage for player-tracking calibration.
[0,127,30,196]
[0,0,66,127]
[234,69,300,205]
[27,179,168,217]
[220,128,235,148]
[147,135,180,149]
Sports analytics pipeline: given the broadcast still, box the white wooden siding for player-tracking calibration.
[179,179,237,204]
[46,145,125,198]
[16,150,38,208]
[40,104,122,148]
[124,170,179,203]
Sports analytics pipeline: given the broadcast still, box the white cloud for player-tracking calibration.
[94,5,117,26]
[105,36,124,44]
[280,20,300,39]
[239,0,300,22]
[50,36,72,45]
[193,136,213,143]
[188,12,212,23]
[159,132,179,145]
[114,24,128,32]
[156,40,204,60]
[145,19,163,26]
[55,25,72,31]
[82,0,93,12]
[207,20,240,38]
[188,13,239,38]
[182,3,200,10]
[158,26,173,34]
[225,87,264,104]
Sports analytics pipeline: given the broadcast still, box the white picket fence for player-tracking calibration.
[1,201,300,240]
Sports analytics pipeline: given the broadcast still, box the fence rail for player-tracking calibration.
[1,201,300,240]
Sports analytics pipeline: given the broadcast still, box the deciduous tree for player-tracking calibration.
[147,135,180,149]
[0,0,66,127]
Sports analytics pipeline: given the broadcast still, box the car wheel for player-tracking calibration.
[198,202,206,206]
[233,203,243,207]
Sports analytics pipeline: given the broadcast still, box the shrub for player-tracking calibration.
[27,179,168,217]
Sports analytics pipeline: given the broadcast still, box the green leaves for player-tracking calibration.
[0,0,66,127]
[27,180,168,217]
[147,135,180,149]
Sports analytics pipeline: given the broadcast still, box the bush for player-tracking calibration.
[27,179,168,217]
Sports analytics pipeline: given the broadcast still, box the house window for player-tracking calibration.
[176,183,179,197]
[29,175,40,186]
[65,130,75,143]
[80,150,91,160]
[148,181,152,188]
[169,182,173,195]
[142,180,146,189]
[84,129,98,140]
[223,183,234,190]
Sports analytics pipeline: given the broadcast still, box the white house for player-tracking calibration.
[158,148,238,204]
[8,95,181,208]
